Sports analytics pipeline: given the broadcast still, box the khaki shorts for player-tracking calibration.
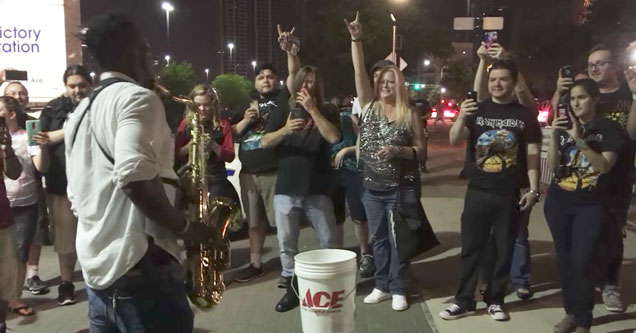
[239,171,277,228]
[0,225,23,300]
[47,194,78,255]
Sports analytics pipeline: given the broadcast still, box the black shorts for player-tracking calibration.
[332,169,367,224]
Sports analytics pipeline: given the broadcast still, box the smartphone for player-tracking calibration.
[484,31,498,48]
[249,100,259,117]
[560,65,574,80]
[5,70,28,81]
[557,103,572,130]
[26,120,41,146]
[289,107,307,120]
[466,91,477,101]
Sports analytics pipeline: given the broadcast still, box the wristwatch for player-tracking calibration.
[529,190,540,200]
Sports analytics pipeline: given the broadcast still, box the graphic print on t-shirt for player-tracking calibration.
[557,135,602,192]
[475,128,519,173]
[242,100,276,151]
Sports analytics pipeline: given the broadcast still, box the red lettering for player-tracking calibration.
[302,289,314,308]
[330,290,345,309]
[313,291,330,308]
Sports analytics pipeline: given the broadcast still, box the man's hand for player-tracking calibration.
[344,11,363,40]
[376,146,398,161]
[459,99,478,120]
[277,24,299,55]
[556,70,574,96]
[477,42,489,61]
[333,148,349,169]
[244,108,258,123]
[518,192,538,211]
[284,113,305,134]
[488,43,507,60]
[33,132,51,146]
[296,88,318,113]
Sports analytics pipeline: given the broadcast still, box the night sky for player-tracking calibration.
[81,0,221,82]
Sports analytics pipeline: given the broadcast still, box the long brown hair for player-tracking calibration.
[288,66,325,108]
[373,65,411,127]
[186,84,222,128]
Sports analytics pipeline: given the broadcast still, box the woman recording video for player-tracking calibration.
[545,78,627,333]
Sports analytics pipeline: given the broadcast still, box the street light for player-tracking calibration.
[227,43,235,73]
[161,2,174,41]
[205,68,209,81]
[164,54,171,66]
[440,87,447,94]
[424,59,431,66]
[89,72,96,79]
[251,60,257,72]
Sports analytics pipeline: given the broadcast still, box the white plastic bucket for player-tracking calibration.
[294,249,357,333]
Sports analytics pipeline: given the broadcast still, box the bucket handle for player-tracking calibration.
[291,275,357,311]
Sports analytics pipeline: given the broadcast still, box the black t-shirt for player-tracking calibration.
[548,117,624,202]
[232,90,285,174]
[265,89,341,196]
[40,96,76,195]
[598,84,633,129]
[465,99,542,193]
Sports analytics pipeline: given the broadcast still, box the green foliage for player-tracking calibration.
[440,58,472,99]
[212,74,253,110]
[158,61,196,97]
[301,0,454,98]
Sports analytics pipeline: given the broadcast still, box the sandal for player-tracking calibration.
[10,305,35,316]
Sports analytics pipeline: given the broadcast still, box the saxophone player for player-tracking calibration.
[65,13,214,332]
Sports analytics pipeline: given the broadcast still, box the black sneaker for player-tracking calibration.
[277,276,291,289]
[57,281,76,306]
[234,264,264,283]
[439,304,475,320]
[359,254,375,278]
[516,286,533,300]
[26,275,49,295]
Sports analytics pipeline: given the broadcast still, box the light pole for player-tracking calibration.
[164,54,171,66]
[227,43,234,73]
[205,68,209,81]
[161,2,174,42]
[390,14,397,64]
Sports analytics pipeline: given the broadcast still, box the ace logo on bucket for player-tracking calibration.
[301,288,345,312]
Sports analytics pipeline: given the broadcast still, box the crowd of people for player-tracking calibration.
[0,9,634,333]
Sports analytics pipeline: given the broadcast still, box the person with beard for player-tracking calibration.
[33,65,92,306]
[232,62,287,284]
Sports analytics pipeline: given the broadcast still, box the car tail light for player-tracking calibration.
[443,110,456,118]
[431,111,438,118]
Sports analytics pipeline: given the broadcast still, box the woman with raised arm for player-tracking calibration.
[345,11,427,311]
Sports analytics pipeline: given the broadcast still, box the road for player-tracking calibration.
[6,121,636,332]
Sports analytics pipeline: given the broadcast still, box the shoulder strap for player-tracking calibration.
[70,78,126,164]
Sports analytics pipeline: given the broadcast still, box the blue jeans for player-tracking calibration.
[273,194,336,277]
[87,249,193,333]
[362,187,418,295]
[510,208,532,287]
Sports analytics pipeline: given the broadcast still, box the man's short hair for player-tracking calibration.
[488,59,519,82]
[82,12,140,69]
[370,60,395,75]
[3,81,26,95]
[588,43,617,63]
[63,65,92,85]
[255,63,278,77]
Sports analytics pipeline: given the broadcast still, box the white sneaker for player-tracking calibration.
[392,295,408,311]
[487,304,509,321]
[363,288,391,304]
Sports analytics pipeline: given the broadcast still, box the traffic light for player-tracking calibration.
[413,83,421,91]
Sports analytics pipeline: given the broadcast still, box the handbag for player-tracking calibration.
[390,161,440,262]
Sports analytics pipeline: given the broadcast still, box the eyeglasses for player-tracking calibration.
[587,61,612,70]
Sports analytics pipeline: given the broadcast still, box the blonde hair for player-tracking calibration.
[186,84,221,128]
[288,66,325,108]
[373,65,411,127]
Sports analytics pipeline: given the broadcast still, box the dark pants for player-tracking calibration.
[87,246,193,333]
[332,169,367,225]
[362,186,418,295]
[455,187,520,309]
[596,197,628,291]
[545,196,606,329]
[482,205,532,288]
[11,204,39,262]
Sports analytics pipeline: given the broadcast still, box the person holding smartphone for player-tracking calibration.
[545,79,626,333]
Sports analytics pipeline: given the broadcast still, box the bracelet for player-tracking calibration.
[529,190,540,199]
[351,38,362,42]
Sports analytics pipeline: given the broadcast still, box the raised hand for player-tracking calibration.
[277,24,300,55]
[344,11,362,40]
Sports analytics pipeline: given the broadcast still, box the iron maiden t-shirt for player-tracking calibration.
[465,99,542,193]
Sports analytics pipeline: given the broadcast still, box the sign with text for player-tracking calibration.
[0,0,68,102]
